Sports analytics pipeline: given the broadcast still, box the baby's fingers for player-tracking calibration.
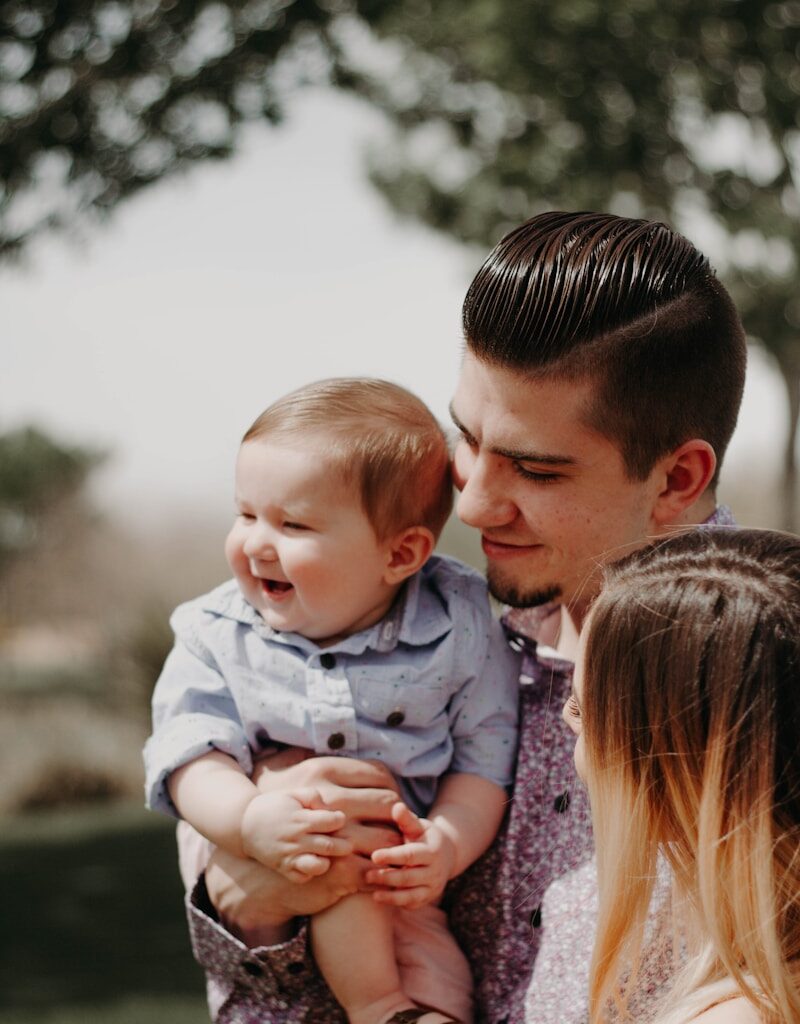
[371,842,432,868]
[391,802,425,841]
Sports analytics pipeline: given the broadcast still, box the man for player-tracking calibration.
[180,211,746,1023]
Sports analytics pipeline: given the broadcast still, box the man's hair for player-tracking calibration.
[584,529,800,1023]
[242,378,453,542]
[462,211,746,486]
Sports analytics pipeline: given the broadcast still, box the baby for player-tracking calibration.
[144,378,520,1024]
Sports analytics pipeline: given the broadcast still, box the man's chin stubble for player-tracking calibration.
[486,567,561,609]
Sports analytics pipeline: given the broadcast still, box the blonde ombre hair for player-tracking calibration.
[583,529,800,1023]
[242,378,453,542]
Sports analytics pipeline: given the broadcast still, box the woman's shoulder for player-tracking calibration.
[691,997,762,1024]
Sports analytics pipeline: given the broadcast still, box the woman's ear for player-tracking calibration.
[383,526,435,584]
[650,439,717,528]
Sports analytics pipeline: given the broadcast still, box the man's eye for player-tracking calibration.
[513,463,560,484]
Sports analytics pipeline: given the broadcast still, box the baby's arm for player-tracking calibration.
[169,751,353,882]
[367,771,507,908]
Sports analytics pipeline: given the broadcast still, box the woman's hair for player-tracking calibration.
[582,528,800,1023]
[242,377,453,542]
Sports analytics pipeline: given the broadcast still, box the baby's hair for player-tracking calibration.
[583,528,800,1023]
[242,378,453,542]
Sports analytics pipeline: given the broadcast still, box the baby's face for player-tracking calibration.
[225,438,397,646]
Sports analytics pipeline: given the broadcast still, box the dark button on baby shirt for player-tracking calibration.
[327,732,345,750]
[320,653,336,670]
[386,710,405,727]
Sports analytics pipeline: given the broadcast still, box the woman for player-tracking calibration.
[564,528,800,1023]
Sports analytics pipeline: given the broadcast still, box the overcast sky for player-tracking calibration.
[2,87,787,534]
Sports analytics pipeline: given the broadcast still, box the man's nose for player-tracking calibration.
[453,445,517,529]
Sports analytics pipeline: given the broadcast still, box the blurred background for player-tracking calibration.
[1,2,798,1021]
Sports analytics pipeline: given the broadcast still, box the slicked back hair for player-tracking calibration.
[463,211,746,486]
[242,378,453,542]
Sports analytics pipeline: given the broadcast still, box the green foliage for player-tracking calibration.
[0,425,104,568]
[0,0,398,255]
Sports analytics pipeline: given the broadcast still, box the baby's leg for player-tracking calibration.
[311,894,457,1024]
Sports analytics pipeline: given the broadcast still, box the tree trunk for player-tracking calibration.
[778,360,800,534]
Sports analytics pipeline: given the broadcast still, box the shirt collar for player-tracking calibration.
[199,564,452,657]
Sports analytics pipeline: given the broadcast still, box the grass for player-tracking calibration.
[0,803,208,1023]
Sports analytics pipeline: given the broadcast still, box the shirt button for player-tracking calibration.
[327,732,345,750]
[530,905,542,929]
[320,653,336,670]
[386,709,405,727]
[553,790,570,813]
[243,960,264,977]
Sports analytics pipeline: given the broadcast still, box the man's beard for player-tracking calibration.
[486,565,561,609]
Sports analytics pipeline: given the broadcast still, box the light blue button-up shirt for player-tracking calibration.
[144,554,521,817]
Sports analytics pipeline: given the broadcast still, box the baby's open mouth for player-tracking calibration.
[262,579,293,596]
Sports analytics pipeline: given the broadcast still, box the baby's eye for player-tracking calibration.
[283,521,309,531]
[238,511,256,522]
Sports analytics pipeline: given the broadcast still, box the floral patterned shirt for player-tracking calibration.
[184,508,736,1024]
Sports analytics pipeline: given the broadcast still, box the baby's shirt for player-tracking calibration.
[144,555,520,817]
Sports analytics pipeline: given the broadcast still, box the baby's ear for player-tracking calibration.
[384,526,435,584]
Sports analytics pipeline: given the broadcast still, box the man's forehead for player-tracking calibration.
[450,357,596,455]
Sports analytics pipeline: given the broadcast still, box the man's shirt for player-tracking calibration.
[183,508,736,1024]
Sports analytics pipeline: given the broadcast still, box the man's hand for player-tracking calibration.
[240,789,352,883]
[203,752,405,942]
[205,844,365,948]
[252,753,404,856]
[366,802,457,909]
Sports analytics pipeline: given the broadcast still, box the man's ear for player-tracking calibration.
[650,439,717,528]
[383,526,435,584]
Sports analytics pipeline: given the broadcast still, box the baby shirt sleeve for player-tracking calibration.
[446,580,521,789]
[143,602,254,817]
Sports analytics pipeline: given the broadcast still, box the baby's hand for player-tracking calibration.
[365,802,456,909]
[241,789,353,884]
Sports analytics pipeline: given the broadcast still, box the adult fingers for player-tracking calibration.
[338,821,401,855]
[304,757,399,793]
[324,785,401,817]
[371,885,429,909]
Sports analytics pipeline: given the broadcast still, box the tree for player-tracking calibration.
[0,0,397,256]
[2,1,799,523]
[0,425,104,573]
[350,0,800,527]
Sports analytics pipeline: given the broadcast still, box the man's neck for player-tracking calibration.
[552,494,721,660]
[554,604,581,661]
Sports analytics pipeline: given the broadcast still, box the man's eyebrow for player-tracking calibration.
[448,403,577,467]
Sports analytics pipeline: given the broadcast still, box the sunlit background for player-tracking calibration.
[1,3,798,1021]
